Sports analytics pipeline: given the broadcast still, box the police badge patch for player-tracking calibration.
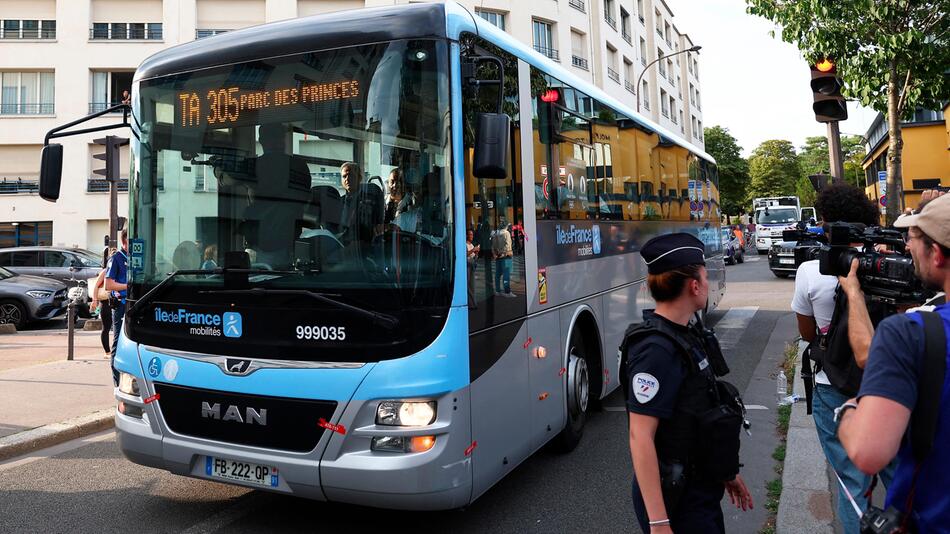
[633,372,660,403]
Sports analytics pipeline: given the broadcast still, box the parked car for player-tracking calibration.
[0,265,68,329]
[721,227,744,265]
[0,246,103,317]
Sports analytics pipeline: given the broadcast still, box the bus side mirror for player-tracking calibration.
[39,143,63,201]
[473,112,510,179]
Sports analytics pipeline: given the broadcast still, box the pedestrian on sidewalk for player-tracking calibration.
[838,193,950,532]
[90,246,117,355]
[622,233,753,534]
[792,184,892,534]
[104,229,129,386]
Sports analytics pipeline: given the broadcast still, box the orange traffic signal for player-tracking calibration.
[815,58,835,73]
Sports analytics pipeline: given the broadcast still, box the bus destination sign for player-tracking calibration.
[176,80,361,128]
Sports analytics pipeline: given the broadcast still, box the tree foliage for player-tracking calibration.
[745,0,949,223]
[704,126,750,216]
[798,135,867,189]
[747,140,801,201]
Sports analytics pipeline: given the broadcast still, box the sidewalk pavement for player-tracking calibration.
[0,329,116,461]
[776,344,836,533]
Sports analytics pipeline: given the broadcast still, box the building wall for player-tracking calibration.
[0,0,703,249]
[862,121,950,213]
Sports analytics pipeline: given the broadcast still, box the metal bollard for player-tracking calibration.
[67,299,75,361]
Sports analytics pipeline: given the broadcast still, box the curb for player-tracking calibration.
[0,409,114,462]
[776,344,835,534]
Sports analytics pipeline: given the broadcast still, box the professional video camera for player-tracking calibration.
[818,222,927,305]
[781,221,826,264]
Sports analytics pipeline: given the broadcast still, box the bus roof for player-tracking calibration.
[135,3,447,82]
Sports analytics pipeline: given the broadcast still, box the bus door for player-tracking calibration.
[460,35,530,497]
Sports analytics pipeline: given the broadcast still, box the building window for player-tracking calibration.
[475,9,506,31]
[688,56,694,74]
[698,120,703,140]
[639,37,647,66]
[571,30,588,71]
[624,58,635,93]
[679,109,684,132]
[196,28,229,39]
[607,47,620,83]
[693,58,699,78]
[664,22,671,46]
[0,72,55,115]
[642,80,650,110]
[91,22,162,40]
[669,96,676,121]
[620,8,631,42]
[655,10,662,36]
[569,0,586,13]
[605,0,617,29]
[637,0,644,22]
[533,20,558,61]
[90,71,134,113]
[666,59,673,82]
[657,49,665,76]
[1,19,56,39]
[660,90,669,117]
[0,221,53,248]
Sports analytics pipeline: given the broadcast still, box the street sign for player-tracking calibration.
[877,170,887,213]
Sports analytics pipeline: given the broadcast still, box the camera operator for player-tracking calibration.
[837,192,950,532]
[791,184,887,534]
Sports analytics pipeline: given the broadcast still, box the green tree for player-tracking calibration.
[747,140,801,202]
[798,135,867,189]
[745,0,950,224]
[703,126,750,217]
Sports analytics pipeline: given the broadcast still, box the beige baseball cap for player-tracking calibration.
[894,193,950,248]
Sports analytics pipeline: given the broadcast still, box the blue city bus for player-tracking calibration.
[44,2,723,510]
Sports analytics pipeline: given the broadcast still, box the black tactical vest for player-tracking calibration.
[620,311,745,482]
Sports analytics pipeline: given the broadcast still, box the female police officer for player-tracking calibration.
[624,233,754,533]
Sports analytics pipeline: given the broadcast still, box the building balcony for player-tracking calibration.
[643,99,650,111]
[605,14,616,29]
[622,30,632,44]
[671,114,678,124]
[568,0,586,13]
[607,67,620,83]
[90,25,162,40]
[0,103,55,115]
[0,28,55,39]
[669,73,675,85]
[625,81,636,94]
[88,102,128,114]
[534,45,559,62]
[0,178,39,194]
[571,55,589,70]
[641,57,647,66]
[661,108,669,118]
[658,66,666,77]
[656,27,662,37]
[666,39,672,47]
[196,29,230,39]
[639,15,645,24]
[87,177,129,193]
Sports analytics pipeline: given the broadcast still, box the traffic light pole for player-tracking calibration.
[827,121,845,184]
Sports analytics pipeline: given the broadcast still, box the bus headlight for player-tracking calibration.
[376,401,436,426]
[118,372,140,396]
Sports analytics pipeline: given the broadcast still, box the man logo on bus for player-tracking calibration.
[223,312,243,338]
[592,225,602,255]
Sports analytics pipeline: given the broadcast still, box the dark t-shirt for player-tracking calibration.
[857,304,950,531]
[106,249,128,300]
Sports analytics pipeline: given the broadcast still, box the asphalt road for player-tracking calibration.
[0,254,797,533]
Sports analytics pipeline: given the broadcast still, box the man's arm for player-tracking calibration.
[838,260,874,368]
[837,395,911,474]
[104,277,127,291]
[796,313,818,343]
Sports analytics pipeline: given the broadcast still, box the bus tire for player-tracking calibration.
[553,329,590,453]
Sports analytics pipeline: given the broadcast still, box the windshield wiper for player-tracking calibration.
[127,268,302,319]
[197,287,399,329]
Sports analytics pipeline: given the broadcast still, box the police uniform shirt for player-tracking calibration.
[625,313,713,418]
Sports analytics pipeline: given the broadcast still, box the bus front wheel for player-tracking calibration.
[553,329,589,452]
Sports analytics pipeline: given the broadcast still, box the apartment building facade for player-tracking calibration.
[0,0,703,250]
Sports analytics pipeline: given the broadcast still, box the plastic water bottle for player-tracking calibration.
[776,374,788,406]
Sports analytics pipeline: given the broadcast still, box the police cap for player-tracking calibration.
[641,233,706,274]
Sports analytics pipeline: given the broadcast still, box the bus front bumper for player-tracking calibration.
[114,387,474,510]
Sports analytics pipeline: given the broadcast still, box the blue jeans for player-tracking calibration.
[494,257,511,294]
[814,384,895,534]
[110,300,125,386]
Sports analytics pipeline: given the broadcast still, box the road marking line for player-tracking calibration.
[744,405,769,410]
[744,256,761,262]
[0,429,114,472]
[715,306,759,351]
[603,406,626,412]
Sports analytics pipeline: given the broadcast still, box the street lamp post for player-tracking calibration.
[636,45,701,113]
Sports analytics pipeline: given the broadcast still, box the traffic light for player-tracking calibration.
[538,89,562,145]
[92,135,129,182]
[810,59,847,122]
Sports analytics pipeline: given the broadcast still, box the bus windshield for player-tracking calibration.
[758,208,798,224]
[130,39,452,316]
